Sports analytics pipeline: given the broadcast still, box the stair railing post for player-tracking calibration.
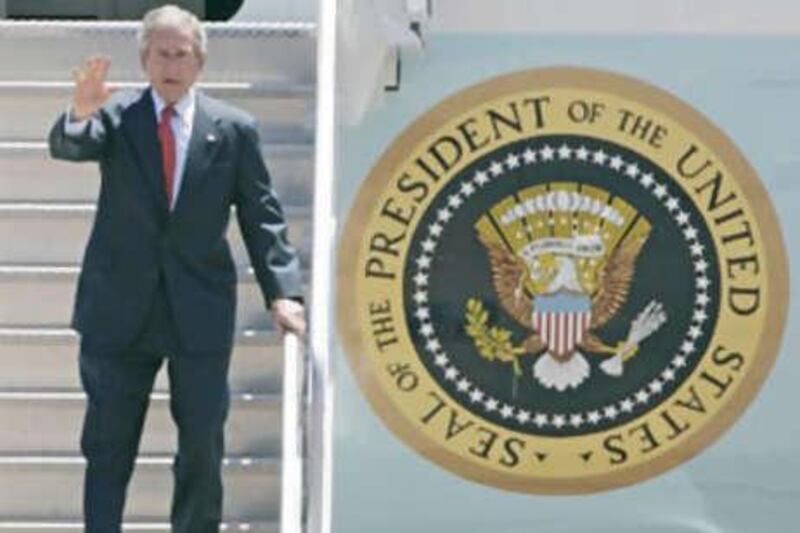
[280,331,305,533]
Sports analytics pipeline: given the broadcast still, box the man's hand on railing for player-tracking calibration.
[272,298,307,336]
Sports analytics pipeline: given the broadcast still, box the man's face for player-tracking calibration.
[142,26,202,104]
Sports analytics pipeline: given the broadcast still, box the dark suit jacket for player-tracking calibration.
[48,88,303,353]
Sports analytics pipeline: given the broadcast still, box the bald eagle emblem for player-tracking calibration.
[465,186,667,392]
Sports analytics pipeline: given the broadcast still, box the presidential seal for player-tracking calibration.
[337,67,788,493]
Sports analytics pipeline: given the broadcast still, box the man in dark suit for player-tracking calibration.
[47,5,305,532]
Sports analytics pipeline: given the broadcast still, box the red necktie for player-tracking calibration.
[158,106,176,207]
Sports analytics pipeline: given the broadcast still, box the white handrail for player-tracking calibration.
[306,0,338,531]
[280,332,305,533]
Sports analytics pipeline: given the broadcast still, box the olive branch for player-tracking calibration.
[464,298,526,376]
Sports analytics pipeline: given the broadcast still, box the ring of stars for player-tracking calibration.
[409,142,715,431]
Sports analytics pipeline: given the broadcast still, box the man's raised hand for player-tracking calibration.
[71,55,114,121]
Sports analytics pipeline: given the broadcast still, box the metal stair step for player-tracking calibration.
[0,81,314,143]
[0,455,279,520]
[0,202,312,268]
[0,21,316,85]
[0,390,281,456]
[0,264,308,331]
[0,327,285,392]
[0,520,279,532]
[0,142,313,204]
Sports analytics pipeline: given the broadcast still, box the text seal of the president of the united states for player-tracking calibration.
[337,67,788,493]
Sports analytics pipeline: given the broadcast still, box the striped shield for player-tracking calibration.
[532,291,592,359]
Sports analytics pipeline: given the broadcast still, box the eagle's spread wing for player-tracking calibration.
[482,239,532,328]
[591,235,647,329]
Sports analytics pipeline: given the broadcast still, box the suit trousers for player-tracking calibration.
[78,276,231,533]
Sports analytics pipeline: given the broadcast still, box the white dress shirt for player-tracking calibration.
[65,87,197,211]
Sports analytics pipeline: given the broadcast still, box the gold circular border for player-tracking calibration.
[336,66,789,493]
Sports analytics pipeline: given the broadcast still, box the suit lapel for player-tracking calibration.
[122,88,170,215]
[173,92,223,216]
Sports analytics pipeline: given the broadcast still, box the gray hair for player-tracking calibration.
[137,4,207,60]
